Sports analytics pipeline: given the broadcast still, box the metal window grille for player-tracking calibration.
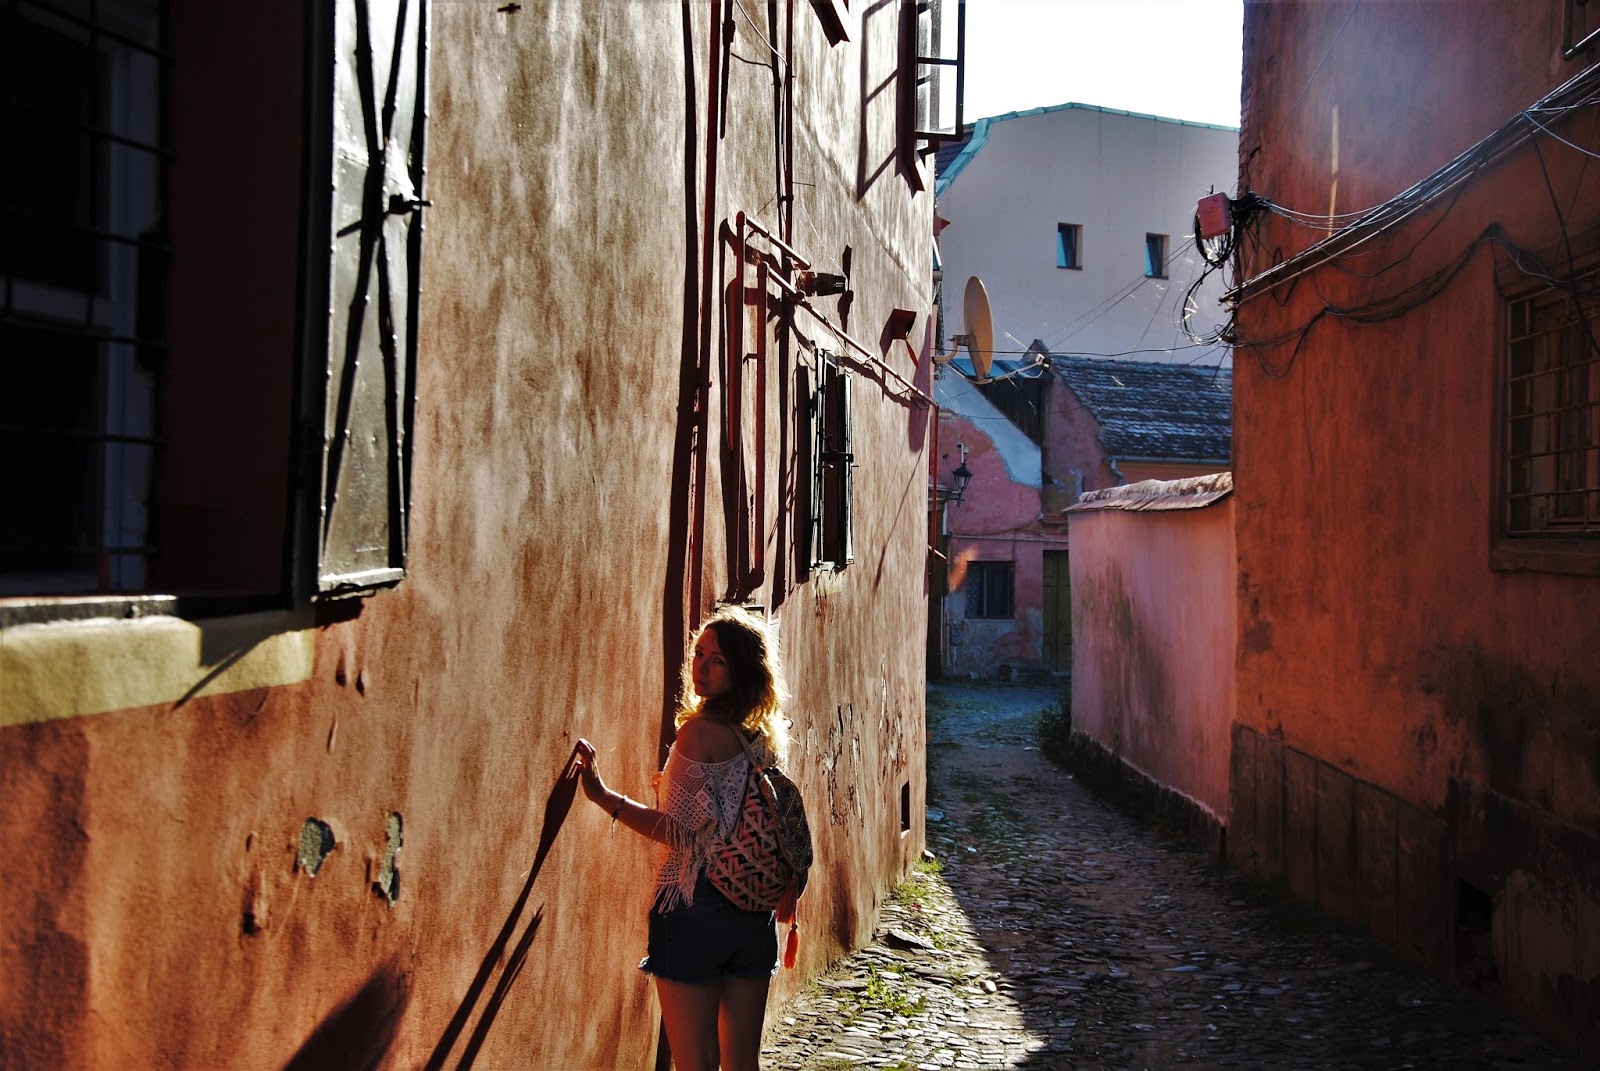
[965,561,1013,619]
[1504,268,1600,537]
[1,0,169,595]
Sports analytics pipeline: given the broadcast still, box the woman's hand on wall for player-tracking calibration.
[574,739,612,808]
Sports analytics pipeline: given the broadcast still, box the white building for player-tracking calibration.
[935,103,1239,367]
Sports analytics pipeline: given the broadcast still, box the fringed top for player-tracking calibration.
[652,745,751,912]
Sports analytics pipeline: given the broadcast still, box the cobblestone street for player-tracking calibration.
[760,682,1580,1071]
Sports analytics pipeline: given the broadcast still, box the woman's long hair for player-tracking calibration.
[676,605,790,764]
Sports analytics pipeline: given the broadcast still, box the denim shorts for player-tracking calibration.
[639,871,778,986]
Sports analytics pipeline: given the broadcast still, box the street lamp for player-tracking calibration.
[950,443,973,505]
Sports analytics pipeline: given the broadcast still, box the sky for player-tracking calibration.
[955,0,1244,129]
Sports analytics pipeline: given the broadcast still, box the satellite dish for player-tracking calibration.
[934,275,996,383]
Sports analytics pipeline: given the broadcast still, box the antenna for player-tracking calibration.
[934,276,996,382]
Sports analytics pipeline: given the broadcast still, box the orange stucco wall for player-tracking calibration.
[0,3,934,1068]
[1067,494,1236,822]
[1233,0,1600,1049]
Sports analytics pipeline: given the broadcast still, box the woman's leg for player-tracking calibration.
[716,974,772,1071]
[656,978,722,1071]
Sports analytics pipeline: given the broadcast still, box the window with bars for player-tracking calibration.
[2,0,429,607]
[1502,269,1600,543]
[1,0,168,594]
[965,560,1013,619]
[809,350,854,569]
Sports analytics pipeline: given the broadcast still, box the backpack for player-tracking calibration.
[705,729,813,967]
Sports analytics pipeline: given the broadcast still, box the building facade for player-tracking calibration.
[935,102,1239,369]
[1229,0,1600,1051]
[0,2,943,1067]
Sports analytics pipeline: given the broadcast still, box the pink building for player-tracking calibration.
[933,354,1230,679]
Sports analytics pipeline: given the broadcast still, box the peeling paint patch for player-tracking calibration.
[298,818,336,877]
[373,813,403,905]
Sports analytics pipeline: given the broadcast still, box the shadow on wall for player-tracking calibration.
[281,959,409,1071]
[415,748,581,1071]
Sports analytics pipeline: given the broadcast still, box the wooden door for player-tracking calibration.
[1042,550,1072,672]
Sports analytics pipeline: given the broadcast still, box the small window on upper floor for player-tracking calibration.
[1145,233,1168,278]
[1493,266,1600,575]
[1565,0,1600,58]
[1057,223,1082,270]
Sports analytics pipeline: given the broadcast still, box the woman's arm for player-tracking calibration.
[574,738,692,848]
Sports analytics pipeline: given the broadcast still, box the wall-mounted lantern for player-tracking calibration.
[949,442,974,506]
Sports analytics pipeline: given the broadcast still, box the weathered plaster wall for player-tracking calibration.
[1044,377,1117,495]
[1067,491,1236,821]
[935,373,1054,678]
[0,3,933,1068]
[1233,0,1600,1050]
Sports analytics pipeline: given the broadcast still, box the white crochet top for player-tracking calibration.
[652,744,752,912]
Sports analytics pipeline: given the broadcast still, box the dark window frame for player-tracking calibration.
[1057,223,1082,270]
[1145,232,1168,279]
[809,350,854,570]
[1491,262,1600,576]
[965,560,1014,619]
[1,0,170,598]
[1,0,428,617]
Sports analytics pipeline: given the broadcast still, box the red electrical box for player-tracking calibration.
[1196,192,1233,240]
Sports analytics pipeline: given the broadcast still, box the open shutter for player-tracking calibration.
[838,363,854,566]
[305,0,429,597]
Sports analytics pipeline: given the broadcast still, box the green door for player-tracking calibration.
[1042,551,1072,672]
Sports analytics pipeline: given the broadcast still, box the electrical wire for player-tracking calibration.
[1230,58,1600,306]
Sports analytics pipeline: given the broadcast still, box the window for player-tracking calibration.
[965,561,1013,619]
[1,0,428,605]
[1145,233,1168,278]
[1057,223,1082,270]
[2,0,167,594]
[1502,272,1600,543]
[809,351,854,568]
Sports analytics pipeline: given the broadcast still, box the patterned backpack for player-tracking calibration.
[705,729,813,967]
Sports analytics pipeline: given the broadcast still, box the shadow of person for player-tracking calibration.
[422,747,581,1071]
[281,959,409,1071]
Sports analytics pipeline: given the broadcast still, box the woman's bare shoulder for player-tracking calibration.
[673,716,744,764]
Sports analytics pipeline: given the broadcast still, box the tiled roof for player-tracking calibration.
[934,130,973,181]
[1067,471,1233,513]
[1056,355,1232,463]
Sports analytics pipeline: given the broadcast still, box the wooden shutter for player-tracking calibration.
[810,353,854,568]
[303,0,429,597]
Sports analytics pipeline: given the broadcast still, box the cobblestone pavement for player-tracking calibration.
[760,682,1580,1071]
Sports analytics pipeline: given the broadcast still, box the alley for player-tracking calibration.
[760,682,1579,1071]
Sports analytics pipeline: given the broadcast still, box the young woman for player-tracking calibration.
[575,604,790,1071]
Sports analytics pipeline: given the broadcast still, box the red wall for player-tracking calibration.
[1232,1,1600,1050]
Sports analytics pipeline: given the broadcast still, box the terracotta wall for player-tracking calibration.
[0,2,934,1068]
[1066,484,1236,823]
[1232,0,1600,1050]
